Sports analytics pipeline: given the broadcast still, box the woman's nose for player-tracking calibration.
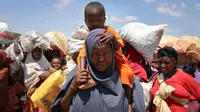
[98,55,104,61]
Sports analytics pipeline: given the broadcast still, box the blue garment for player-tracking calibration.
[51,29,129,112]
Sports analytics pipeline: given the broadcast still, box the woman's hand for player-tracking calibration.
[39,72,51,81]
[48,67,56,73]
[71,69,90,89]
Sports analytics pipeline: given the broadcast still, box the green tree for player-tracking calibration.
[13,32,21,38]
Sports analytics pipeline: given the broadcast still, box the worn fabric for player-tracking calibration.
[0,50,10,110]
[125,43,149,82]
[4,83,26,112]
[132,80,146,112]
[77,26,134,87]
[0,67,9,111]
[51,29,129,112]
[24,52,51,90]
[151,70,200,112]
[45,32,68,56]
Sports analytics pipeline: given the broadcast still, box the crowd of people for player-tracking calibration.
[1,1,200,112]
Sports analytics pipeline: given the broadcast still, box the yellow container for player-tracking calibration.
[31,70,65,112]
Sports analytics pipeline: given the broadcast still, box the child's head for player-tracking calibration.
[51,57,62,70]
[84,2,106,31]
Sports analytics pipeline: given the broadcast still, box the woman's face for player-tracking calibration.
[32,47,42,61]
[158,56,176,75]
[91,44,112,72]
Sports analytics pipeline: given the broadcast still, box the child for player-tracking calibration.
[51,57,62,70]
[77,2,134,111]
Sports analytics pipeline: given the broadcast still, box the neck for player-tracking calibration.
[163,69,177,80]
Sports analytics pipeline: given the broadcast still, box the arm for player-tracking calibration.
[59,69,90,112]
[123,85,133,112]
[112,37,120,51]
[60,80,78,112]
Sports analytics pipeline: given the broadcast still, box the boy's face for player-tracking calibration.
[85,8,106,31]
[51,58,62,70]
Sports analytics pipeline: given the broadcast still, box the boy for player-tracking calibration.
[77,2,134,111]
[51,57,62,70]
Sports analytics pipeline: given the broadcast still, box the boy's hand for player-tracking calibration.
[99,31,116,43]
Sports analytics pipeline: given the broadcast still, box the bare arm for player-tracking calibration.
[123,85,133,112]
[60,80,78,112]
[60,69,90,112]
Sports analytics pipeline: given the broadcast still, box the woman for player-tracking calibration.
[23,47,55,112]
[51,29,132,112]
[24,47,53,90]
[150,46,200,112]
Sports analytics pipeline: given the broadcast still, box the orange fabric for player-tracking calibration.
[77,26,134,87]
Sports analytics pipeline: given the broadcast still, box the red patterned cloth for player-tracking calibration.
[4,83,26,112]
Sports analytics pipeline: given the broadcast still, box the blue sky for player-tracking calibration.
[0,0,200,37]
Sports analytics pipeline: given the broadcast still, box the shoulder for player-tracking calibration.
[175,69,196,83]
[175,69,192,78]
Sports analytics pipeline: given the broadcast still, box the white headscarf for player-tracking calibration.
[24,52,51,89]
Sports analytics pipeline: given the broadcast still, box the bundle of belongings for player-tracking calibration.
[117,22,168,110]
[44,32,68,56]
[44,31,76,78]
[0,22,15,49]
[117,22,168,63]
[158,35,200,66]
[68,26,88,62]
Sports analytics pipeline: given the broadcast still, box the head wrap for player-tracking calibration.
[86,28,114,81]
[157,46,178,60]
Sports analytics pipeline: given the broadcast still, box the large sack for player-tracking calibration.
[30,70,65,112]
[68,26,88,54]
[19,31,51,52]
[5,31,51,61]
[0,22,14,45]
[174,36,200,61]
[158,35,179,48]
[117,22,167,63]
[44,32,68,56]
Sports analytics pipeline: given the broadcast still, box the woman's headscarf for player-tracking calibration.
[24,52,51,89]
[157,46,178,60]
[51,29,128,112]
[86,28,115,81]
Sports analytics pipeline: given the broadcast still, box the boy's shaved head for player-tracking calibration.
[84,2,106,18]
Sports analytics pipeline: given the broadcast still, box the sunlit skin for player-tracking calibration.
[158,56,176,75]
[51,58,62,70]
[85,8,106,31]
[91,44,112,72]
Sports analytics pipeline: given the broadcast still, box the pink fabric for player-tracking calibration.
[125,43,149,82]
